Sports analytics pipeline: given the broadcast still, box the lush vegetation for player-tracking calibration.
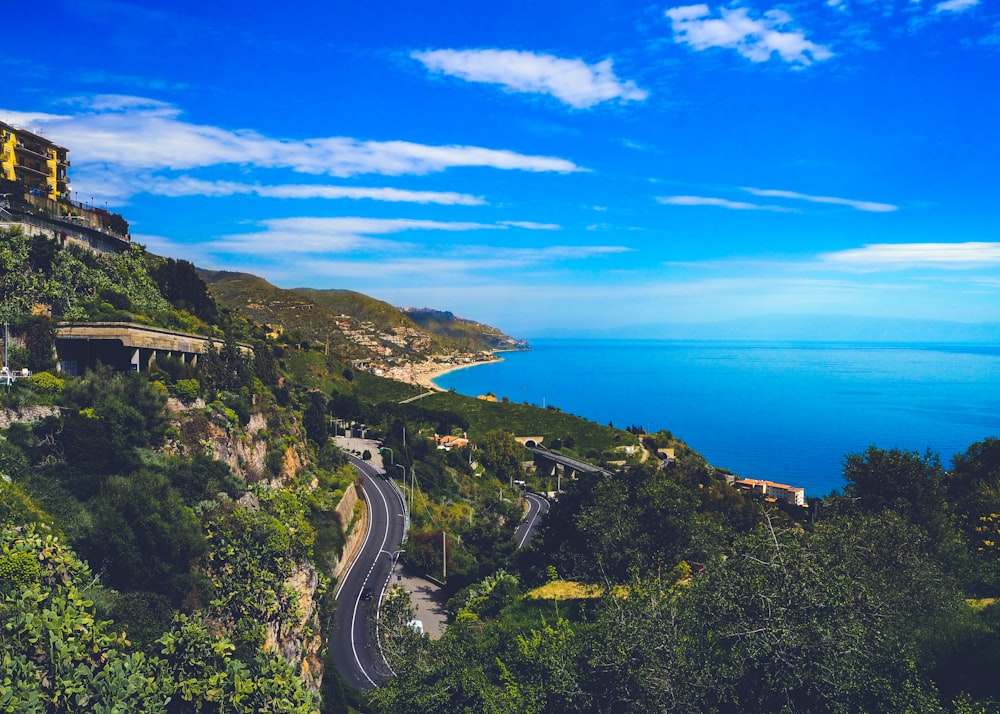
[3,222,999,713]
[0,228,360,711]
[370,440,1000,714]
[0,227,224,338]
[199,270,518,356]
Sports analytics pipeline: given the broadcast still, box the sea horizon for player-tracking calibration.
[435,337,1000,499]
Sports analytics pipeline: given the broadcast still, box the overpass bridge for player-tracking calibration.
[55,322,251,375]
[527,445,613,480]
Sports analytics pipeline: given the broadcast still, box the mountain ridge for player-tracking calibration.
[198,269,527,372]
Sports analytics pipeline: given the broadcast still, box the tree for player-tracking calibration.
[478,430,524,486]
[844,446,947,521]
[155,613,318,713]
[582,512,959,713]
[77,469,206,598]
[148,257,219,323]
[948,437,1000,590]
[0,523,168,712]
[303,390,330,445]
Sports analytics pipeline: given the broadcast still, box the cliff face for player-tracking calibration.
[266,559,324,690]
[164,398,327,691]
[166,398,307,485]
[0,405,60,430]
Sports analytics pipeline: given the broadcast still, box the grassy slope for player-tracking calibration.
[404,309,526,351]
[405,391,638,453]
[200,270,520,356]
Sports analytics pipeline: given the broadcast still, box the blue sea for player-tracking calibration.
[434,340,1000,498]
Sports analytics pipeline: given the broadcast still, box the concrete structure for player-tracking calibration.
[735,477,805,506]
[1,121,70,200]
[1,207,131,255]
[2,120,130,254]
[528,445,612,479]
[54,322,252,375]
[514,435,544,448]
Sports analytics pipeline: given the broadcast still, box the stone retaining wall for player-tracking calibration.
[333,483,368,583]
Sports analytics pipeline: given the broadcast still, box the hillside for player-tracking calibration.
[199,271,525,381]
[403,308,528,352]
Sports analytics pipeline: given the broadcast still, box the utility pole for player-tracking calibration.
[442,531,447,581]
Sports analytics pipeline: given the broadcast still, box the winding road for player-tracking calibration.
[329,455,406,691]
[514,491,550,549]
[329,454,549,691]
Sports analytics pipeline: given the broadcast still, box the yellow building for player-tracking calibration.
[1,120,70,199]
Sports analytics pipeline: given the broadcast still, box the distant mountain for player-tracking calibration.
[402,308,529,352]
[198,270,524,362]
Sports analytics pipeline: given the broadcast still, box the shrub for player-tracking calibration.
[175,378,201,402]
[27,371,64,393]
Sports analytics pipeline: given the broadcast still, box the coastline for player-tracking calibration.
[412,355,505,391]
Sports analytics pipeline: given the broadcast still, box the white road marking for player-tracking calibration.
[341,459,394,688]
[518,493,546,549]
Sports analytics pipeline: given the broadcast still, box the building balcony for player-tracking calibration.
[16,163,48,177]
[15,143,51,160]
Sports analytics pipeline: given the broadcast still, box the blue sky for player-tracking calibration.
[3,0,999,338]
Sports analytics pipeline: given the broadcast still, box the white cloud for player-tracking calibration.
[253,244,631,282]
[742,187,898,212]
[174,216,632,286]
[820,242,1000,270]
[934,0,980,13]
[210,217,500,255]
[2,96,582,179]
[657,195,796,211]
[664,4,833,66]
[142,176,485,205]
[498,220,562,230]
[203,216,610,259]
[413,49,648,109]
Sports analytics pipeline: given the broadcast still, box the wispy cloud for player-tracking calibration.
[657,195,796,212]
[664,4,833,66]
[412,49,648,109]
[203,216,596,258]
[1,96,582,183]
[820,242,1000,270]
[211,217,500,255]
[498,220,562,230]
[742,187,898,212]
[252,244,633,283]
[143,176,485,205]
[934,0,980,13]
[151,216,632,285]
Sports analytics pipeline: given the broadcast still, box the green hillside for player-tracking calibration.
[199,270,524,361]
[403,308,528,351]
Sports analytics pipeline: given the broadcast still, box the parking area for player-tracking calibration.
[389,562,449,639]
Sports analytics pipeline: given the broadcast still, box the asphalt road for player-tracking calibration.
[330,460,547,690]
[515,492,550,549]
[329,455,406,691]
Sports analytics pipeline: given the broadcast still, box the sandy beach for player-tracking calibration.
[412,356,502,391]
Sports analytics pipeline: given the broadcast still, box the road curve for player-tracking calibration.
[331,463,545,689]
[515,492,550,549]
[329,455,406,691]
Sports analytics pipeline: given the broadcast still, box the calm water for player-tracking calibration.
[435,340,1000,498]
